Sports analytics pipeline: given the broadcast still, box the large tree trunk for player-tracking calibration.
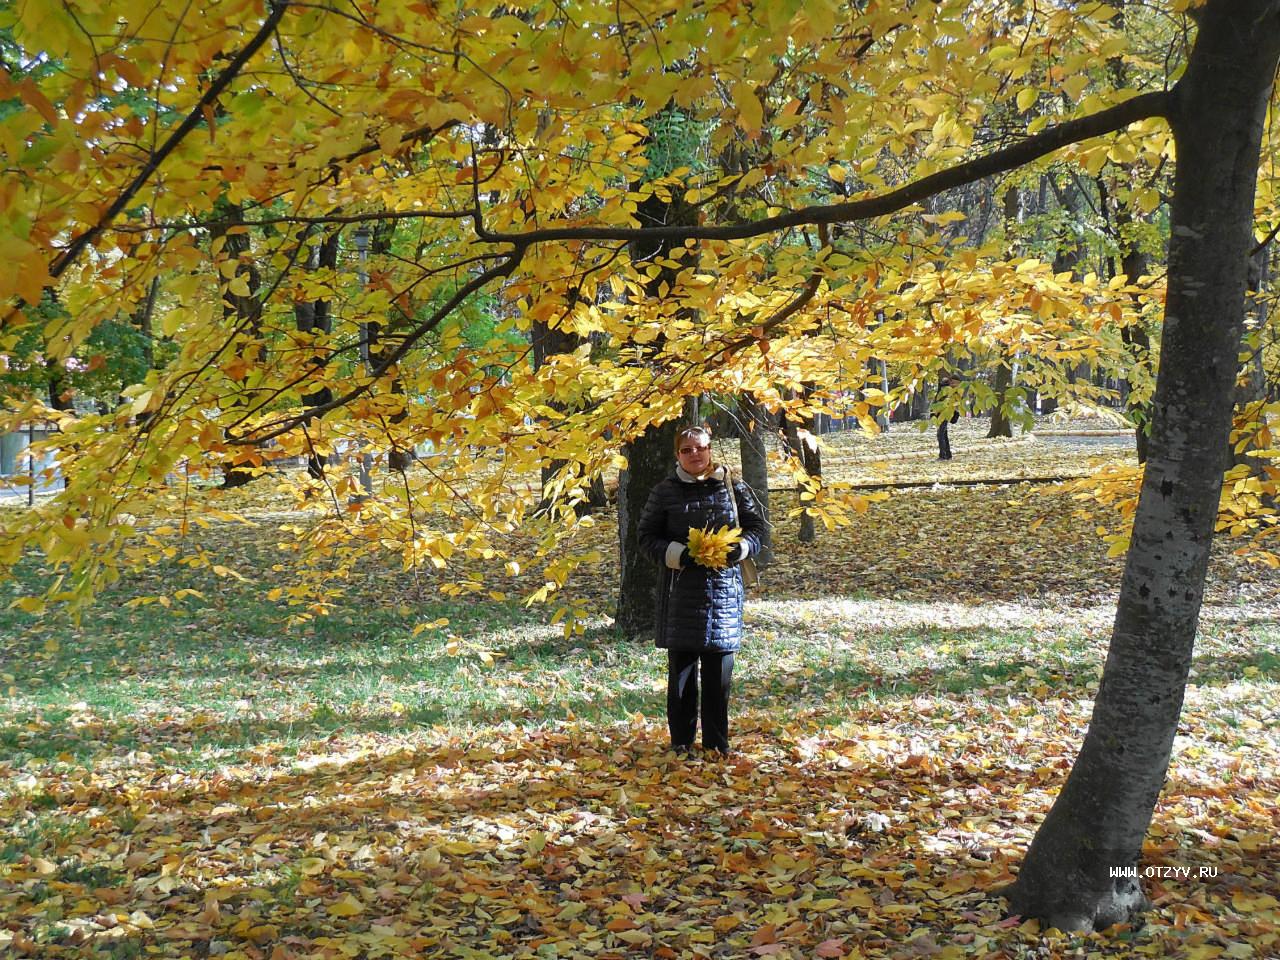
[614,187,695,636]
[1007,0,1280,931]
[615,419,680,637]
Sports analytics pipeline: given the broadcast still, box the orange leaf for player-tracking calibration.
[19,79,58,125]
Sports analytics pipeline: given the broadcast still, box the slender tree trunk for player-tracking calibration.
[531,315,586,513]
[295,229,340,480]
[1112,197,1155,463]
[1007,0,1280,930]
[783,389,821,543]
[364,220,413,475]
[1121,321,1152,464]
[1230,244,1271,478]
[215,205,263,490]
[986,186,1021,439]
[739,393,774,566]
[135,275,159,374]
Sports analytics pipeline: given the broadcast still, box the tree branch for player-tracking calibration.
[227,247,526,444]
[476,91,1171,246]
[46,2,288,284]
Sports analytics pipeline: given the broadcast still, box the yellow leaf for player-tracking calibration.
[327,893,364,917]
[688,525,741,569]
[1016,88,1038,112]
[733,82,763,132]
[1232,892,1278,912]
[1062,73,1089,101]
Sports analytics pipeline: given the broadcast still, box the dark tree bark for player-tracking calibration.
[987,185,1021,439]
[1007,0,1280,931]
[215,206,263,490]
[782,388,821,543]
[985,358,1014,438]
[739,393,774,566]
[1103,1,1155,465]
[615,419,681,637]
[1230,243,1271,478]
[532,318,608,515]
[364,220,414,474]
[295,229,340,479]
[1101,174,1156,464]
[614,190,697,636]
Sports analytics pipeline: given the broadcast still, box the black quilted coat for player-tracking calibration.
[637,466,766,652]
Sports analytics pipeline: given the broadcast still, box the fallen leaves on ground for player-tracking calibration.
[2,417,1278,957]
[1,700,1276,959]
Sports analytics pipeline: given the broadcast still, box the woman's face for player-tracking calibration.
[677,433,712,475]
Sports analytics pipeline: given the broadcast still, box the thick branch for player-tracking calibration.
[477,91,1171,246]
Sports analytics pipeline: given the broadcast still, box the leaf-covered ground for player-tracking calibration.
[2,419,1279,958]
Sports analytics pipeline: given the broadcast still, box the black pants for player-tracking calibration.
[937,422,952,460]
[667,650,734,752]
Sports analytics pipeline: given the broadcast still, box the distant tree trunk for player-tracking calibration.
[615,419,680,637]
[1103,1,1154,465]
[1231,243,1272,479]
[1103,179,1155,463]
[739,393,774,566]
[986,358,1013,438]
[215,205,263,490]
[988,185,1020,439]
[295,229,340,479]
[783,389,821,543]
[364,220,413,474]
[532,315,586,512]
[1121,322,1152,464]
[1007,0,1280,930]
[134,276,159,374]
[875,358,890,430]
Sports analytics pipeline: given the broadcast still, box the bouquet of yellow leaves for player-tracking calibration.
[687,524,742,569]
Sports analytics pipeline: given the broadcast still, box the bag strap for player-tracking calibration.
[725,468,740,527]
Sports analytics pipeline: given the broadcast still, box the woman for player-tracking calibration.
[637,425,766,754]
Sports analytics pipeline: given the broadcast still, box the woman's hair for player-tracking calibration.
[674,425,712,456]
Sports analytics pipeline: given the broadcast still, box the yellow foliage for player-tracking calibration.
[688,525,742,570]
[0,0,1265,614]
